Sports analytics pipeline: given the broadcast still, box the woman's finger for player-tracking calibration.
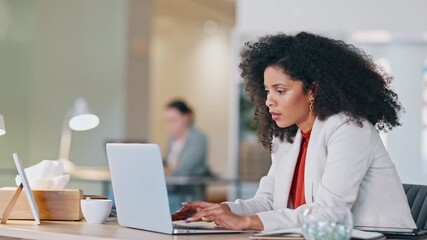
[183,201,214,209]
[187,206,224,222]
[174,205,190,213]
[201,215,215,222]
[172,205,199,221]
[172,210,195,221]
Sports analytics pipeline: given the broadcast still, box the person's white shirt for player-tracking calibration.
[167,137,186,171]
[226,113,416,232]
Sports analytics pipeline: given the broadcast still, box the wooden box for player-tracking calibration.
[0,187,83,221]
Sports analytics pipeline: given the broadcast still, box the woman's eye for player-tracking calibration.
[277,89,285,94]
[265,89,270,94]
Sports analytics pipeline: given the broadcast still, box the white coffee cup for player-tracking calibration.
[81,198,112,224]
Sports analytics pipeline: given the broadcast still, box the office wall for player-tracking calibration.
[29,0,127,167]
[383,45,427,184]
[236,0,427,34]
[125,0,152,141]
[0,0,33,185]
[150,0,235,178]
[0,0,129,193]
[236,0,427,184]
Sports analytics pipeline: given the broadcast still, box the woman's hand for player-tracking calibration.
[171,204,197,221]
[184,201,264,231]
[171,201,214,221]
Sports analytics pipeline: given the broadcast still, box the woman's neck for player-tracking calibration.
[175,128,189,141]
[297,114,315,133]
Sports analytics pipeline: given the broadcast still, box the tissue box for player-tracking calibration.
[0,187,83,221]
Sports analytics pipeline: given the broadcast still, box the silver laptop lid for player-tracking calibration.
[106,143,173,234]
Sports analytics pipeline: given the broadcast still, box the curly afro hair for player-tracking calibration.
[239,32,403,151]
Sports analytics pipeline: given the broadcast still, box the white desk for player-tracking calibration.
[0,220,251,240]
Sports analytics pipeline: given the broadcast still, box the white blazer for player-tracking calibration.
[226,113,416,232]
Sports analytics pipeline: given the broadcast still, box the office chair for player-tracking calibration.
[403,184,427,229]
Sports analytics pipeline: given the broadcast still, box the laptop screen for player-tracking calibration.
[106,143,173,234]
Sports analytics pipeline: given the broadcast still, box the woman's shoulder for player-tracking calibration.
[323,113,372,129]
[321,113,376,139]
[188,126,207,141]
[323,112,351,125]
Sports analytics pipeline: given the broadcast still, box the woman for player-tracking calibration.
[164,99,210,177]
[173,32,416,231]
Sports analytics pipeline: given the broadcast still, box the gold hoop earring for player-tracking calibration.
[309,99,314,115]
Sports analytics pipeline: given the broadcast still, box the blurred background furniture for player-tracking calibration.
[0,114,5,136]
[239,142,270,182]
[237,141,270,198]
[403,183,427,229]
[70,167,241,208]
[58,98,100,173]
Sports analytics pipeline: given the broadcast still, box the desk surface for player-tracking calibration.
[0,219,251,240]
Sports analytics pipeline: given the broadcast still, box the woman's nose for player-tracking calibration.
[265,94,274,107]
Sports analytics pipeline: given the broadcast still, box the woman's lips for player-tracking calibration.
[270,112,281,120]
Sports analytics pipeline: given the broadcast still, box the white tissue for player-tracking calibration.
[15,160,70,189]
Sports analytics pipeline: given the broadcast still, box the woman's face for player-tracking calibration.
[164,108,191,137]
[264,66,315,132]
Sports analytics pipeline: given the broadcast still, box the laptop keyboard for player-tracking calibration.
[173,223,229,230]
[173,223,213,230]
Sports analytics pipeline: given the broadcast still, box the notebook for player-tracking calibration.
[355,226,427,239]
[106,143,248,235]
[250,228,385,240]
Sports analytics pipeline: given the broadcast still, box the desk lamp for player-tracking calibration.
[58,98,99,173]
[0,114,5,136]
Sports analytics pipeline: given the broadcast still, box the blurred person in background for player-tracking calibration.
[164,99,211,211]
[164,99,210,176]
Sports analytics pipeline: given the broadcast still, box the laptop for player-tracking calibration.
[106,143,247,234]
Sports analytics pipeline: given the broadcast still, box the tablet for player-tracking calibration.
[355,226,427,238]
[13,153,41,225]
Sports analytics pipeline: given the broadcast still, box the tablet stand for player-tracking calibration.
[1,183,23,224]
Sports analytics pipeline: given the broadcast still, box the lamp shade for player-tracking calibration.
[68,98,100,131]
[0,114,5,136]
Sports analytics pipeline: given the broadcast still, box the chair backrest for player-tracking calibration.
[403,184,427,229]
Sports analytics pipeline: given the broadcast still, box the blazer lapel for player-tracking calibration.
[304,117,324,204]
[274,131,302,209]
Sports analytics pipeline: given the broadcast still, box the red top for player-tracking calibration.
[289,130,311,209]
